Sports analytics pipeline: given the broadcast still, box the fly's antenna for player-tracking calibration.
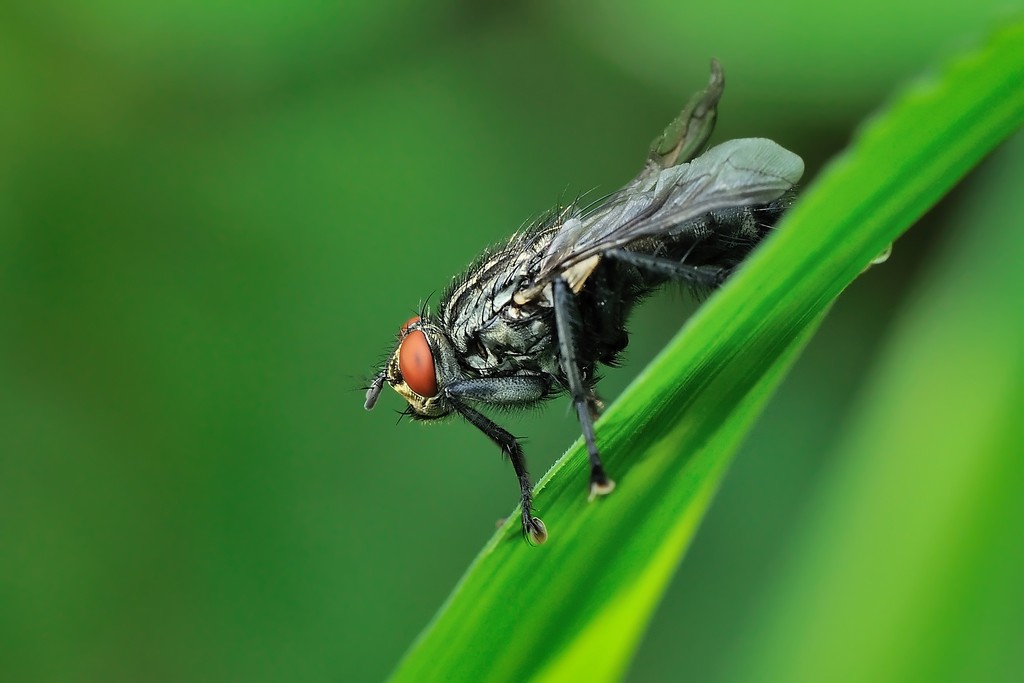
[364,373,386,411]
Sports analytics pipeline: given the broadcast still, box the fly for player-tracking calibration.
[364,60,804,544]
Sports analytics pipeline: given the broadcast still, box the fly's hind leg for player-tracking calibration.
[553,277,616,501]
[612,60,725,204]
[604,248,729,292]
[648,58,724,169]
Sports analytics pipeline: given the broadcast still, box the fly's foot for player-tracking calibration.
[523,514,548,545]
[588,467,616,501]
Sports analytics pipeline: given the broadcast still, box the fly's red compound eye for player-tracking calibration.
[400,316,420,333]
[398,328,438,397]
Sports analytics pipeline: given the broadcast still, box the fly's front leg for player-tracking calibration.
[446,376,551,406]
[449,399,548,544]
[553,277,616,501]
[447,376,552,544]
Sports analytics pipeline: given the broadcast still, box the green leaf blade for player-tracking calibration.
[391,20,1024,683]
[729,132,1024,683]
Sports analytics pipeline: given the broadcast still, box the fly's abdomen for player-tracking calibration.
[657,193,794,271]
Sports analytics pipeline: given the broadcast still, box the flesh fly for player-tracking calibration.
[364,60,804,544]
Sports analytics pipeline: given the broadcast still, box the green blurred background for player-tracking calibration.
[2,1,1020,681]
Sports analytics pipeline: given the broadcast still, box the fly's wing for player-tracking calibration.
[537,138,804,279]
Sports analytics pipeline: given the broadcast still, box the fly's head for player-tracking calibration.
[364,315,460,419]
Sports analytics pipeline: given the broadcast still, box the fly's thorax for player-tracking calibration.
[439,225,558,345]
[385,317,461,418]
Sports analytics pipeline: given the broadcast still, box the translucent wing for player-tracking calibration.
[537,138,805,280]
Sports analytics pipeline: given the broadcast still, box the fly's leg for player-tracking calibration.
[449,397,548,545]
[604,248,729,290]
[649,58,724,169]
[446,376,551,406]
[611,61,725,202]
[553,277,616,501]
